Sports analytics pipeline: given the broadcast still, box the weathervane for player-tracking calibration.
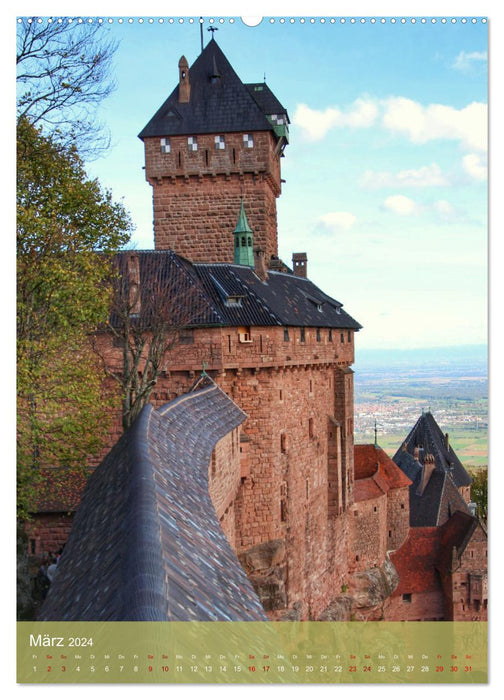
[208,26,219,36]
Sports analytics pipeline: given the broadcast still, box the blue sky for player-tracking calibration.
[80,15,488,351]
[15,11,488,351]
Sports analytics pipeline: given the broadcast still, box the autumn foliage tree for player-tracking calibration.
[17,118,132,518]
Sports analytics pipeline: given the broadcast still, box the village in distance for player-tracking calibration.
[354,343,488,471]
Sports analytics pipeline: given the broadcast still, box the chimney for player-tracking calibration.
[417,453,436,496]
[414,446,419,461]
[254,247,268,281]
[401,441,407,452]
[445,432,450,451]
[178,56,190,103]
[292,252,307,278]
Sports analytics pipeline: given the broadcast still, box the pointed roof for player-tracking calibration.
[393,411,472,527]
[234,199,253,235]
[139,39,288,139]
[393,411,472,489]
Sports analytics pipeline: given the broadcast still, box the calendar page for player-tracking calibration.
[16,13,488,686]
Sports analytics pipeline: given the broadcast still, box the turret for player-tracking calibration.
[233,200,254,267]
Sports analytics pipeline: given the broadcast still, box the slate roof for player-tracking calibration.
[38,377,267,622]
[394,445,471,527]
[111,250,361,331]
[393,411,472,488]
[139,39,288,139]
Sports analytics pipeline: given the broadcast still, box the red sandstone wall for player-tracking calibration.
[387,487,410,552]
[25,515,74,558]
[444,526,488,621]
[208,428,242,547]
[350,495,388,572]
[385,590,446,621]
[144,132,281,262]
[71,326,357,619]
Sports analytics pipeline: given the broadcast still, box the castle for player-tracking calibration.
[31,39,487,623]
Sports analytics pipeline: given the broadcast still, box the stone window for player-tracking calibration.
[300,327,305,343]
[283,328,289,342]
[308,417,314,439]
[348,330,352,342]
[215,135,225,150]
[280,433,287,454]
[179,328,194,345]
[187,136,198,151]
[243,133,254,148]
[160,137,171,153]
[402,593,412,603]
[340,332,345,343]
[328,329,333,342]
[316,328,321,342]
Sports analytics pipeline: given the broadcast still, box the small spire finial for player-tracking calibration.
[201,360,208,377]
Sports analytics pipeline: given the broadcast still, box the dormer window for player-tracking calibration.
[187,136,198,151]
[226,296,243,308]
[160,138,171,154]
[215,135,225,150]
[243,133,254,148]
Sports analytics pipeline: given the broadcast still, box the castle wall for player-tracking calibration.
[387,487,410,552]
[25,515,74,558]
[350,494,388,572]
[144,132,281,261]
[442,526,488,621]
[385,589,446,621]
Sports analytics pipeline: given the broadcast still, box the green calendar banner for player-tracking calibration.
[17,621,487,683]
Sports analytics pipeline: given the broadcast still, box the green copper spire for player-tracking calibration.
[233,199,254,267]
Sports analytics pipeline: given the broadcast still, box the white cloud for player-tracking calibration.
[316,211,357,233]
[382,195,420,216]
[452,50,487,72]
[462,153,487,181]
[293,95,487,156]
[361,163,449,189]
[293,98,378,141]
[382,97,487,153]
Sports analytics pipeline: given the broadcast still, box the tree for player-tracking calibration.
[16,17,117,157]
[469,467,488,523]
[17,117,132,518]
[97,252,211,431]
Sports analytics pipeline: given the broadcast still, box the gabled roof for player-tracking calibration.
[393,411,472,488]
[39,377,267,622]
[139,39,287,139]
[111,250,361,331]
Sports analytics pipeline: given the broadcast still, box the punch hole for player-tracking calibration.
[241,17,263,27]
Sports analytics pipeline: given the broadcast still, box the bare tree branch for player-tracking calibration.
[16,17,118,158]
[96,253,212,431]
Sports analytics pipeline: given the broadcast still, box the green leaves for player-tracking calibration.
[17,118,131,518]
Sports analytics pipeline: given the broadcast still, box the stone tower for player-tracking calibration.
[139,39,289,263]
